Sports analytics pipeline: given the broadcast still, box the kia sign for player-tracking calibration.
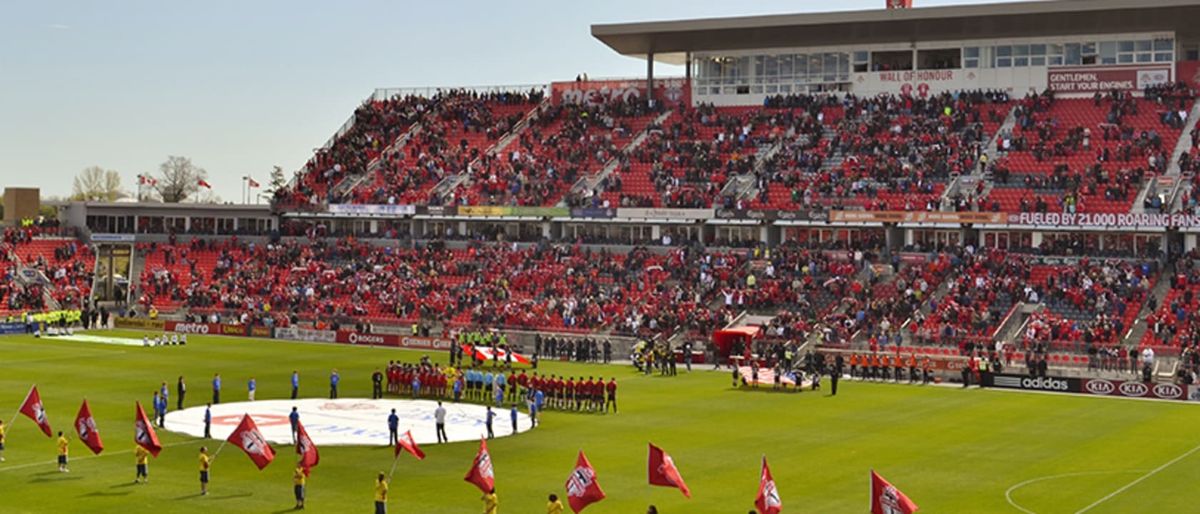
[988,373,1081,393]
[1083,379,1184,400]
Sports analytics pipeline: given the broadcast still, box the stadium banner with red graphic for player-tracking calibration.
[1047,65,1171,93]
[1179,61,1200,90]
[550,78,690,107]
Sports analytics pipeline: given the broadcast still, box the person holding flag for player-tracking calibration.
[56,431,70,472]
[199,447,211,496]
[754,457,782,514]
[0,419,6,461]
[482,487,499,514]
[395,430,425,461]
[374,472,389,514]
[295,418,319,475]
[464,437,495,494]
[546,494,564,514]
[135,445,151,483]
[74,399,104,455]
[292,464,307,510]
[134,401,163,483]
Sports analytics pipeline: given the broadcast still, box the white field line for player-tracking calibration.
[1073,442,1200,513]
[1004,470,1143,514]
[0,440,193,473]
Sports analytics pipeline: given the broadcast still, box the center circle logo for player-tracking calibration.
[163,398,532,446]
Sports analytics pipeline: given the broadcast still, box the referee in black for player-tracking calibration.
[372,369,384,400]
[830,353,843,396]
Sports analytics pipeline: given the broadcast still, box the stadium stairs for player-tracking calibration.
[333,123,424,200]
[1121,261,1175,347]
[566,109,674,203]
[431,96,548,203]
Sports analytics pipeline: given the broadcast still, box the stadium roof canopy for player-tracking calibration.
[591,0,1200,65]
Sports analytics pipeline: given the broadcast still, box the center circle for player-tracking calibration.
[163,398,532,446]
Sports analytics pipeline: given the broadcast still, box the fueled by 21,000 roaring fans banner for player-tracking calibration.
[551,78,690,107]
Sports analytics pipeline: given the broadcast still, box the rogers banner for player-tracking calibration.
[1082,379,1185,400]
[1047,66,1171,93]
[334,331,454,350]
[551,78,690,107]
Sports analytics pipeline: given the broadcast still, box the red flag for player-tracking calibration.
[565,450,606,513]
[755,456,782,514]
[17,385,52,437]
[134,402,162,457]
[247,178,261,188]
[463,437,495,494]
[871,470,919,514]
[394,430,424,460]
[74,400,104,455]
[198,179,212,189]
[295,419,319,475]
[227,415,276,470]
[647,443,690,498]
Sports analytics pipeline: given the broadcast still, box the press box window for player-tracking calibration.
[917,48,960,70]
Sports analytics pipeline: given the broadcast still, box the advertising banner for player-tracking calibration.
[1047,66,1171,93]
[987,373,1082,393]
[617,208,714,220]
[90,233,137,243]
[570,207,618,219]
[0,322,26,334]
[274,327,336,343]
[333,330,454,350]
[415,206,458,217]
[550,78,689,108]
[327,204,416,216]
[1082,378,1185,400]
[114,317,166,331]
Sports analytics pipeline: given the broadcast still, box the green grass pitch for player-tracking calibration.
[0,331,1197,513]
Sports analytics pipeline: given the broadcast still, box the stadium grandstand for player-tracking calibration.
[5,1,1200,510]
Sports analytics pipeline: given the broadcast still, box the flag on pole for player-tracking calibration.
[565,450,606,513]
[227,415,275,470]
[463,437,495,493]
[295,419,319,475]
[394,430,424,460]
[198,179,212,189]
[870,470,919,514]
[17,385,52,437]
[754,456,782,514]
[138,174,157,186]
[247,178,261,188]
[134,402,162,457]
[647,443,690,498]
[74,399,104,455]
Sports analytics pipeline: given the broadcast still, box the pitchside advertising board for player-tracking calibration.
[987,373,1082,393]
[1081,378,1185,400]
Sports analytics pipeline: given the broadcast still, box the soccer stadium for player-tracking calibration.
[4,0,1200,512]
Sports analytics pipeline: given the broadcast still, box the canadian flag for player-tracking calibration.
[228,415,276,470]
[18,385,52,437]
[247,178,261,188]
[134,402,162,457]
[755,456,782,514]
[138,174,158,186]
[871,470,919,514]
[565,450,606,513]
[198,179,212,189]
[394,430,425,460]
[647,443,690,498]
[462,345,531,365]
[74,399,104,455]
[295,419,319,475]
[463,437,495,494]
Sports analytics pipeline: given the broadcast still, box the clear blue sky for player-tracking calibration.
[0,0,1020,202]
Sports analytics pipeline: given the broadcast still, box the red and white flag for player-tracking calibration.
[228,415,275,470]
[295,419,319,475]
[198,179,212,189]
[871,470,919,514]
[755,456,782,514]
[461,345,531,365]
[394,430,424,460]
[247,178,261,188]
[565,450,606,513]
[18,385,52,437]
[463,437,495,493]
[74,399,104,455]
[138,174,157,186]
[134,402,162,457]
[648,443,690,498]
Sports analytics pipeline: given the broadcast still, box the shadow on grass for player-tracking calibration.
[172,492,252,501]
[80,490,131,498]
[110,481,139,489]
[29,474,83,483]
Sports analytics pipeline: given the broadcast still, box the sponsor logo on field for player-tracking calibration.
[1085,379,1115,395]
[164,399,531,446]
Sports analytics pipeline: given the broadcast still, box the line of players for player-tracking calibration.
[847,353,935,384]
[142,333,188,347]
[384,361,618,413]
